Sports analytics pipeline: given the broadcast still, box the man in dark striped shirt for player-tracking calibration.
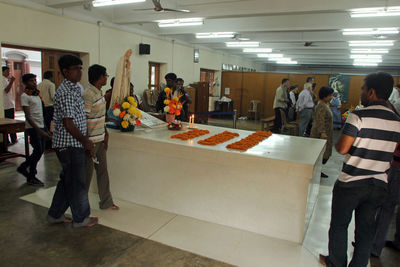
[320,72,400,267]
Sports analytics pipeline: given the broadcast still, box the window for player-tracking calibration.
[149,62,160,90]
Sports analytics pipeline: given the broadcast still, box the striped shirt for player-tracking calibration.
[82,84,106,143]
[339,102,400,186]
[52,79,87,148]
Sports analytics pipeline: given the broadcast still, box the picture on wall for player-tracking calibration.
[329,74,350,102]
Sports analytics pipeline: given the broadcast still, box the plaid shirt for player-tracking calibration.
[52,79,87,148]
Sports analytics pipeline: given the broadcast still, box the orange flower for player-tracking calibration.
[119,111,126,119]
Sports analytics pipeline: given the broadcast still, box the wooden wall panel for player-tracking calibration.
[288,74,309,90]
[242,73,266,117]
[344,75,365,111]
[221,71,243,114]
[264,73,289,117]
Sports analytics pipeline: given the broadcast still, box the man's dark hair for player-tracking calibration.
[22,73,36,84]
[2,66,10,72]
[318,86,334,100]
[282,78,289,84]
[88,64,107,84]
[58,54,82,77]
[43,71,53,79]
[177,78,184,83]
[306,77,314,83]
[364,72,394,101]
[289,85,298,91]
[165,73,177,81]
[110,77,115,88]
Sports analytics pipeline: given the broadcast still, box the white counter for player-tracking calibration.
[103,124,326,243]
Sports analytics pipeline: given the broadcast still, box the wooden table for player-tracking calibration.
[0,118,28,161]
[260,116,275,131]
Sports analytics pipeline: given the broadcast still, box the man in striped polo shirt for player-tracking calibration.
[82,64,118,210]
[320,72,400,267]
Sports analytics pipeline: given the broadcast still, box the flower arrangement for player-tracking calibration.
[341,105,355,122]
[163,87,183,116]
[111,96,142,131]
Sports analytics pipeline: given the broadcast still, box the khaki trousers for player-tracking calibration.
[85,141,114,209]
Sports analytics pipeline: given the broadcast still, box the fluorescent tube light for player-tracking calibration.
[351,49,389,54]
[350,54,382,59]
[353,58,382,63]
[269,57,292,61]
[348,40,394,47]
[353,63,379,66]
[350,6,400,17]
[276,61,298,64]
[343,28,399,35]
[257,53,283,58]
[243,48,272,53]
[93,0,146,7]
[226,42,260,47]
[196,32,235,38]
[158,18,203,27]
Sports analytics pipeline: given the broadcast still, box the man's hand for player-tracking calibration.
[83,138,95,158]
[320,132,328,139]
[10,76,15,82]
[40,130,51,141]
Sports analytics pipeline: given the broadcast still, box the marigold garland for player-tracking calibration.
[171,129,210,140]
[197,131,240,146]
[226,131,272,151]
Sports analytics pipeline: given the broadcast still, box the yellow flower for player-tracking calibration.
[164,87,171,94]
[131,101,137,108]
[173,97,179,102]
[127,96,136,105]
[164,99,170,105]
[121,102,130,109]
[121,121,129,129]
[128,107,135,115]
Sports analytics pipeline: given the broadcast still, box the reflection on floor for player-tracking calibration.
[2,120,399,266]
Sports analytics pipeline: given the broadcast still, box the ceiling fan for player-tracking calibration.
[304,42,317,47]
[133,0,190,13]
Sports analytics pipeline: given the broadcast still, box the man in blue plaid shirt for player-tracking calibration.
[47,55,98,227]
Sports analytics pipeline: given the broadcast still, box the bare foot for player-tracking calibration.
[110,205,120,210]
[86,217,99,227]
[319,254,328,267]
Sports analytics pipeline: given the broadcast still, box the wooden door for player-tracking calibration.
[242,73,265,117]
[221,71,243,115]
[148,62,160,90]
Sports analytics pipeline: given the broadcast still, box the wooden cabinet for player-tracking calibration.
[188,82,209,123]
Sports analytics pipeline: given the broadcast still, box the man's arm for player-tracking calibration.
[335,134,355,155]
[22,106,51,140]
[4,77,15,93]
[63,118,94,157]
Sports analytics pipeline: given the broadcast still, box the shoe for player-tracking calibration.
[72,217,99,228]
[385,241,400,251]
[17,165,29,178]
[27,177,44,186]
[47,214,72,224]
[321,172,328,178]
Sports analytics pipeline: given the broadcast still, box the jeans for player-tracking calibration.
[326,182,387,267]
[299,108,313,136]
[19,128,45,177]
[372,164,400,255]
[48,147,90,223]
[272,108,284,133]
[43,106,54,131]
[4,108,17,143]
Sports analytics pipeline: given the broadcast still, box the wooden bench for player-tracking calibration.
[0,118,28,161]
[260,116,275,131]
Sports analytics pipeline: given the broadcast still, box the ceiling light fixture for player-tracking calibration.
[257,53,283,58]
[348,40,394,47]
[196,32,235,38]
[93,0,146,7]
[243,48,272,53]
[353,58,383,63]
[157,18,203,27]
[350,54,382,59]
[351,49,389,54]
[226,42,260,47]
[343,28,399,35]
[276,61,298,65]
[353,63,379,66]
[269,57,292,62]
[350,6,400,18]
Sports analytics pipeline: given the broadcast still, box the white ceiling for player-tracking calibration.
[26,0,400,68]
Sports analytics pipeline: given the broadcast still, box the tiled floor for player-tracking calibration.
[2,116,399,266]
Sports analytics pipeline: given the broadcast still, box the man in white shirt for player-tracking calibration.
[388,84,400,115]
[2,66,17,144]
[37,71,56,132]
[272,78,290,133]
[296,81,315,136]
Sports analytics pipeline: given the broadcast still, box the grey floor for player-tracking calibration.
[0,116,399,266]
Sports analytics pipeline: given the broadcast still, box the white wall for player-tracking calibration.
[0,2,262,116]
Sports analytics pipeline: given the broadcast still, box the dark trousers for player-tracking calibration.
[326,182,387,267]
[43,106,54,131]
[4,108,17,143]
[273,108,283,133]
[19,128,45,177]
[372,164,400,255]
[48,147,90,223]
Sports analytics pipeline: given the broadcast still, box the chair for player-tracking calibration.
[248,100,261,120]
[280,109,298,136]
[143,89,159,112]
[260,116,275,131]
